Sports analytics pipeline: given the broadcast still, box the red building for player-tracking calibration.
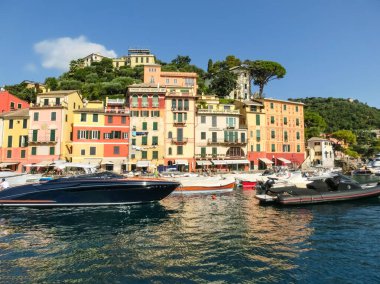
[0,90,30,113]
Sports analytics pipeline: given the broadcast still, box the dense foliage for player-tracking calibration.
[291,97,380,132]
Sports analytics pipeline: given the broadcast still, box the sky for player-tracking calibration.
[0,0,379,108]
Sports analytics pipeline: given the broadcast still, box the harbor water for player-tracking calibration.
[0,176,380,283]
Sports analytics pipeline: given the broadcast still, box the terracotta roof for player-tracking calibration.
[0,108,29,118]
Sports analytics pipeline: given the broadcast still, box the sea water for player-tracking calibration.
[0,177,379,283]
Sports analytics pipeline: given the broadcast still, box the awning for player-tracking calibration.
[212,160,227,165]
[83,158,102,166]
[101,161,114,165]
[225,159,250,164]
[0,162,19,167]
[277,157,291,164]
[175,159,189,165]
[25,161,52,167]
[136,160,150,168]
[259,158,274,164]
[196,160,212,166]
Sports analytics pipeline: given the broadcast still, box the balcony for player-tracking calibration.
[207,139,247,146]
[104,107,130,115]
[107,98,125,105]
[173,120,186,126]
[197,108,240,115]
[171,107,190,112]
[171,137,188,145]
[28,135,58,144]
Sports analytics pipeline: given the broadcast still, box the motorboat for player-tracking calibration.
[0,172,180,207]
[255,174,380,205]
[169,175,235,194]
[0,170,42,186]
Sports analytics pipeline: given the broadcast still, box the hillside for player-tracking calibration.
[290,97,380,132]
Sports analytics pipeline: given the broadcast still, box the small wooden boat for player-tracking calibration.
[169,176,235,194]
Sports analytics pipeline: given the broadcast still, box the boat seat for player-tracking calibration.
[307,179,331,192]
[325,177,339,191]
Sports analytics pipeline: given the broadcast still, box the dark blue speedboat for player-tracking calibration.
[0,172,180,207]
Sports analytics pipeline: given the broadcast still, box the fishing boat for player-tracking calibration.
[170,175,235,194]
[255,174,380,205]
[0,172,180,207]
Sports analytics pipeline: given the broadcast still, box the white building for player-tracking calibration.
[307,137,335,168]
[228,65,251,100]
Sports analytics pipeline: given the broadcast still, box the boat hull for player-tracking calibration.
[172,182,235,195]
[0,178,180,207]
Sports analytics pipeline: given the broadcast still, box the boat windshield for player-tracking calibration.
[50,171,124,182]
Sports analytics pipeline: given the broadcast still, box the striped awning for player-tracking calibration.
[196,160,212,166]
[277,157,291,164]
[259,158,274,164]
[225,159,250,164]
[212,160,227,165]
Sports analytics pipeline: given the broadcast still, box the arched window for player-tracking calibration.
[226,147,245,157]
[142,95,148,107]
[168,131,172,139]
[152,95,159,107]
[132,95,138,107]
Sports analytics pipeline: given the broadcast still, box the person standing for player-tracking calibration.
[0,178,9,190]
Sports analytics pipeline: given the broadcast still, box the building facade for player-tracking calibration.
[0,90,29,113]
[306,137,335,168]
[195,95,249,171]
[28,90,83,165]
[228,66,251,100]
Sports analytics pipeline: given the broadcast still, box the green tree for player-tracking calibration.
[207,59,213,73]
[209,70,237,97]
[246,60,286,97]
[225,55,241,69]
[304,110,327,139]
[331,130,357,145]
[171,55,191,68]
[44,77,58,91]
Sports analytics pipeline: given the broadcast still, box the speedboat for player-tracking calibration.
[255,174,380,205]
[0,172,180,207]
[169,175,235,194]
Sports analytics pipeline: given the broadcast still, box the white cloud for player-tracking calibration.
[34,36,117,71]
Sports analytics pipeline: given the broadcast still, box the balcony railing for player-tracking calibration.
[197,108,240,115]
[28,135,58,144]
[173,120,186,126]
[107,98,125,104]
[104,108,130,114]
[207,139,247,145]
[171,137,188,145]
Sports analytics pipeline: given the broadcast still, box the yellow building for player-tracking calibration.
[0,109,29,172]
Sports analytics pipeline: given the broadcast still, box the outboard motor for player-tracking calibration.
[256,178,276,194]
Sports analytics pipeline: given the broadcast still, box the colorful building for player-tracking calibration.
[72,98,130,172]
[228,65,251,100]
[195,95,248,171]
[305,137,335,168]
[28,90,84,165]
[127,83,166,171]
[0,90,29,113]
[0,109,29,172]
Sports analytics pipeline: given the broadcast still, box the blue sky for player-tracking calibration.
[0,0,379,108]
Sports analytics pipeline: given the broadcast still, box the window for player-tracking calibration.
[251,145,254,152]
[81,113,87,122]
[174,79,177,84]
[78,130,87,139]
[201,132,206,140]
[241,133,246,143]
[178,99,183,110]
[32,130,38,142]
[141,111,149,117]
[51,112,56,121]
[114,146,120,155]
[152,95,158,107]
[90,147,96,155]
[201,116,206,124]
[212,132,217,142]
[283,144,290,152]
[297,144,301,152]
[168,131,172,139]
[111,131,121,139]
[19,135,28,147]
[171,99,176,110]
[271,130,275,139]
[212,116,217,127]
[132,95,138,107]
[8,119,14,129]
[226,147,245,157]
[296,106,299,112]
[153,122,158,130]
[44,99,49,106]
[152,136,158,145]
[131,111,139,117]
[212,147,217,157]
[151,111,160,117]
[132,138,136,146]
[65,115,68,122]
[142,95,148,107]
[142,122,147,130]
[50,129,56,141]
[284,131,288,142]
[283,104,287,110]
[226,117,235,128]
[142,136,147,145]
[34,112,39,121]
[74,102,76,109]
[166,78,170,84]
[177,128,183,142]
[296,118,299,126]
[177,145,183,155]
[31,147,37,155]
[21,150,26,158]
[49,146,55,155]
[250,106,257,112]
[81,149,85,155]
[168,147,172,155]
[92,130,100,140]
[271,116,275,124]
[256,144,261,152]
[93,114,98,122]
[23,119,27,129]
[184,99,189,110]
[201,147,206,158]
[18,103,22,109]
[56,98,60,105]
[256,130,261,142]
[123,132,128,139]
[7,136,12,147]
[256,114,260,126]
[270,102,274,109]
[271,144,276,152]
[296,132,300,140]
[152,151,158,159]
[108,116,113,123]
[121,116,126,124]
[7,150,11,158]
[142,151,147,159]
[284,117,287,125]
